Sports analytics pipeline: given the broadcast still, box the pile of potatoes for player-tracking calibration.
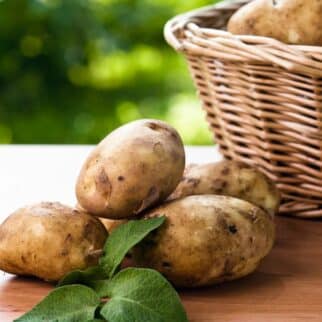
[227,0,322,46]
[0,119,280,287]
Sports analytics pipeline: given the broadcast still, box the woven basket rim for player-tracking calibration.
[164,0,322,76]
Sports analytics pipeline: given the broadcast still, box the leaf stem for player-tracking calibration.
[87,249,104,262]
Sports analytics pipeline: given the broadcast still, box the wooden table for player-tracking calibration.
[1,145,322,322]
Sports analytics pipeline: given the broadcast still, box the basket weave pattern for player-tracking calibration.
[165,0,322,217]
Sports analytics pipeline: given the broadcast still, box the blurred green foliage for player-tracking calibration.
[0,0,215,145]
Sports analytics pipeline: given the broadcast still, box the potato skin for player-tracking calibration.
[75,203,127,233]
[227,0,322,46]
[76,119,185,219]
[133,195,275,287]
[169,161,280,216]
[0,202,108,281]
[100,218,127,233]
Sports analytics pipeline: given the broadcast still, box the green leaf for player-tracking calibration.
[99,217,165,277]
[100,268,189,322]
[15,285,101,322]
[90,279,110,298]
[59,217,165,289]
[58,266,107,287]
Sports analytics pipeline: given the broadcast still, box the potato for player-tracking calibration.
[0,202,108,281]
[227,0,322,46]
[100,218,127,233]
[75,203,127,233]
[76,119,185,219]
[169,161,280,216]
[133,195,275,287]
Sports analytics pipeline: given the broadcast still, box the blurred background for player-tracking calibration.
[0,0,217,145]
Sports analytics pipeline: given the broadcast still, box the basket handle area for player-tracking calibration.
[164,0,248,50]
[164,0,322,77]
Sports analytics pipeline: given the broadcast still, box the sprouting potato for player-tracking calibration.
[0,202,108,281]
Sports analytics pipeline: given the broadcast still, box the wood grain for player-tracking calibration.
[1,216,322,321]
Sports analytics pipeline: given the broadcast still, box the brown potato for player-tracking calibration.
[227,0,322,45]
[133,195,275,287]
[169,161,280,216]
[76,203,127,234]
[100,218,127,233]
[76,119,185,219]
[0,202,108,281]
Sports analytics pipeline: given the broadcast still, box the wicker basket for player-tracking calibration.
[165,0,322,218]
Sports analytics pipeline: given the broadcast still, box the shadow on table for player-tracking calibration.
[179,270,285,301]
